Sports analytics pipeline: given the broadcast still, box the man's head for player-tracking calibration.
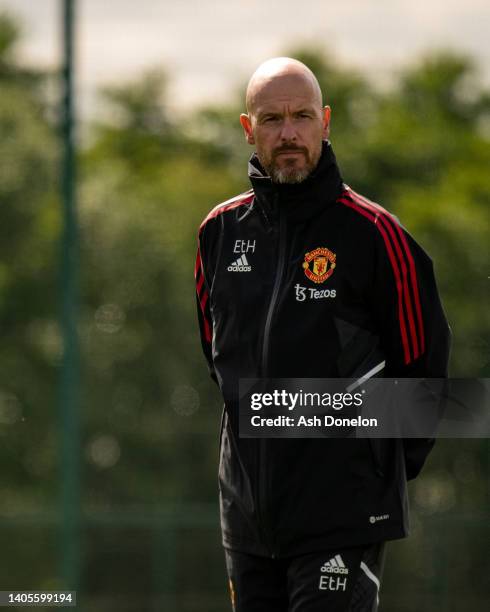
[240,57,331,184]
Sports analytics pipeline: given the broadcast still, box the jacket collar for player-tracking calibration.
[248,140,343,221]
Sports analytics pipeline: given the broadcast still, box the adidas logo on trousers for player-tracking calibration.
[321,555,349,575]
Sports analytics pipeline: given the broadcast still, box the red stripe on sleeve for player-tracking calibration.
[347,189,425,356]
[201,289,212,343]
[196,271,204,297]
[195,249,212,343]
[203,318,212,343]
[348,191,420,360]
[339,196,411,365]
[195,191,254,345]
[393,229,425,354]
[199,192,254,231]
[194,250,202,279]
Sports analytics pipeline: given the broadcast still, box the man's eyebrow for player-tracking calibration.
[294,106,317,114]
[256,110,281,120]
[257,109,281,116]
[257,106,317,116]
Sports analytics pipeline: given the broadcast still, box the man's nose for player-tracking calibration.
[280,117,297,141]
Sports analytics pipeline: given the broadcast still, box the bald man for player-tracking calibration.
[240,58,329,185]
[195,58,450,612]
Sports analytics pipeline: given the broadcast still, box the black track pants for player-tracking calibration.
[224,542,385,612]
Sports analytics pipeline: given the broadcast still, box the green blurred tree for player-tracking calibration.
[0,13,59,503]
[0,12,60,590]
[80,72,243,507]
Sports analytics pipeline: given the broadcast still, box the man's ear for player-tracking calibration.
[240,113,255,145]
[322,106,331,140]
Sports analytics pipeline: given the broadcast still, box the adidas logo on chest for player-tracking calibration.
[227,254,251,272]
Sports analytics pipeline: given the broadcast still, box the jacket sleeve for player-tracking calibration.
[369,219,451,480]
[195,238,218,385]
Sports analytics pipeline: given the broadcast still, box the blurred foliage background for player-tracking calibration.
[0,10,488,612]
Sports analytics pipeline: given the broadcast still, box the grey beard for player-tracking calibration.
[271,166,310,184]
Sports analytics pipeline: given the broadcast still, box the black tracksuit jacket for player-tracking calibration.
[195,142,451,558]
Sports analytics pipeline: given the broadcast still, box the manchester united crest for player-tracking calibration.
[302,247,336,284]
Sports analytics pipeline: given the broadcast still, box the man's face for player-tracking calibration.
[240,73,330,184]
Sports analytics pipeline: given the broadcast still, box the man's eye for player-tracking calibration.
[264,116,279,122]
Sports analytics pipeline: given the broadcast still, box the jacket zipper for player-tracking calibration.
[256,200,287,557]
[261,204,287,376]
